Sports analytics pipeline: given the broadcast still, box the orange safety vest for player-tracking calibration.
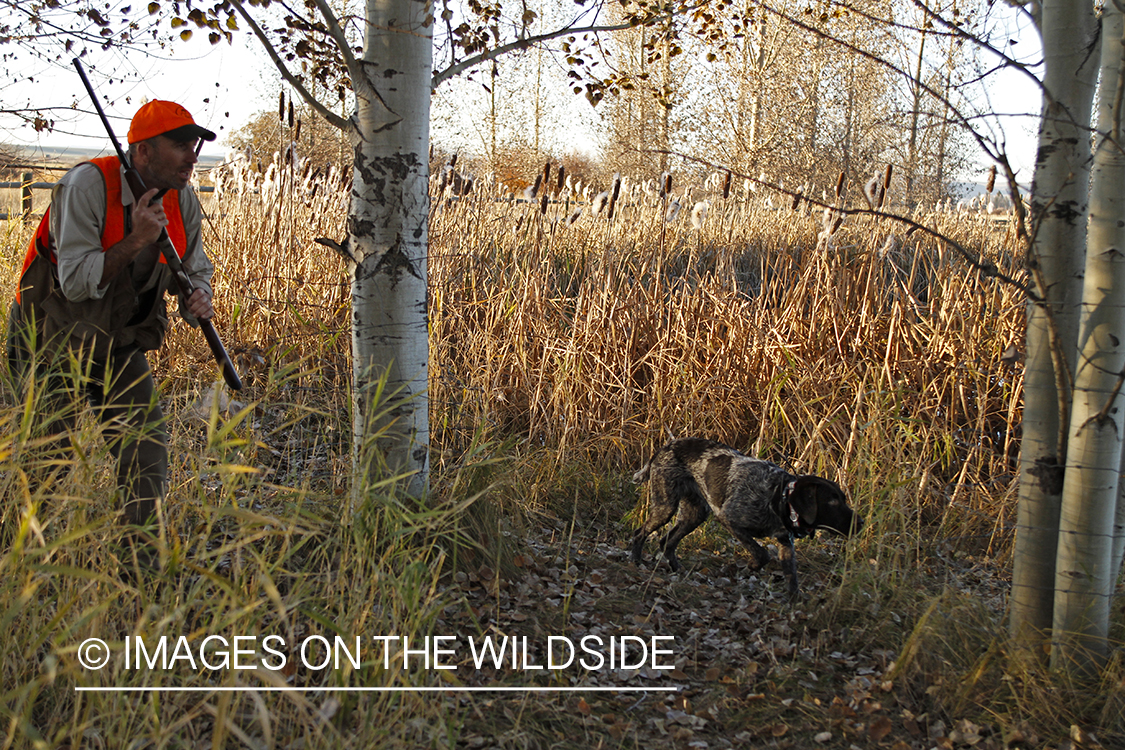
[17,155,188,302]
[12,156,193,356]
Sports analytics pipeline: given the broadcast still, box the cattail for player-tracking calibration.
[288,100,294,128]
[592,190,609,215]
[294,120,301,142]
[835,171,846,201]
[543,160,552,192]
[607,173,621,219]
[278,91,285,122]
[567,207,582,225]
[540,190,549,215]
[863,175,879,210]
[665,198,681,223]
[986,164,996,194]
[691,200,708,229]
[556,165,565,194]
[722,171,732,200]
[881,164,893,208]
[450,153,458,168]
[790,189,802,212]
[525,174,542,200]
[660,172,672,198]
[878,233,899,259]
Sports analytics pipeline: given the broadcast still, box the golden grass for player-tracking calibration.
[4,160,1117,747]
[428,189,1023,537]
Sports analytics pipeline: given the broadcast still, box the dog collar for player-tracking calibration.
[784,480,814,539]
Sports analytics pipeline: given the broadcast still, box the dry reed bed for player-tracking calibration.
[429,192,1023,535]
[156,161,352,390]
[2,171,1024,535]
[0,172,1043,746]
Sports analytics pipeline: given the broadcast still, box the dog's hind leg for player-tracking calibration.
[657,495,710,572]
[631,485,678,566]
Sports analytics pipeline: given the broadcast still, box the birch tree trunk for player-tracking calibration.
[349,0,433,498]
[1051,3,1125,673]
[905,15,926,205]
[1009,0,1098,648]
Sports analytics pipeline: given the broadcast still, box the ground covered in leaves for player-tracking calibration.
[426,516,1040,750]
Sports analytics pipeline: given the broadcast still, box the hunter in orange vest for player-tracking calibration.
[5,100,217,574]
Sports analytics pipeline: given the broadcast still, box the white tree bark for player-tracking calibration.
[348,0,433,498]
[1010,0,1098,648]
[1051,3,1125,673]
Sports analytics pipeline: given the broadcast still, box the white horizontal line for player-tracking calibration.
[75,686,680,693]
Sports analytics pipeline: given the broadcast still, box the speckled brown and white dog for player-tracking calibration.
[630,438,863,596]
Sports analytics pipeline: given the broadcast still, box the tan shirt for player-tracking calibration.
[50,162,214,326]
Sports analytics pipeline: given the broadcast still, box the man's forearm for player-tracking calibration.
[98,234,150,288]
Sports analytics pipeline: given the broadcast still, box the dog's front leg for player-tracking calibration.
[778,534,799,599]
[728,528,772,571]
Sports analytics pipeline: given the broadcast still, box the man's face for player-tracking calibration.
[135,135,199,192]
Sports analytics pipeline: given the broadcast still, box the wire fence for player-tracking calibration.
[0,165,222,220]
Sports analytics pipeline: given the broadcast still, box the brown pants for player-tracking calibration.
[9,326,168,528]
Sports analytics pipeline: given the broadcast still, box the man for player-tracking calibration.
[6,100,217,556]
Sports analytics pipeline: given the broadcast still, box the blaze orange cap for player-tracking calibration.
[127,100,216,144]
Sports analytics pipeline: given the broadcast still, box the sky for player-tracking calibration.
[3,29,274,161]
[1,3,1043,179]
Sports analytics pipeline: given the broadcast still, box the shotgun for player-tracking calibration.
[73,58,242,391]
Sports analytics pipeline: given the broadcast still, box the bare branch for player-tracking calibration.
[227,0,350,131]
[431,10,694,89]
[668,149,1036,300]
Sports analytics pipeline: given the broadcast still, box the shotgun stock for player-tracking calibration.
[73,58,242,391]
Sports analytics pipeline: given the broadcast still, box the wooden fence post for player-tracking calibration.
[21,172,33,219]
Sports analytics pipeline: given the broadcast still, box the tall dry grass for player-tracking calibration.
[0,164,465,747]
[3,157,1117,746]
[428,186,1022,541]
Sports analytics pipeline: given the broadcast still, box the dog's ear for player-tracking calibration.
[789,477,820,526]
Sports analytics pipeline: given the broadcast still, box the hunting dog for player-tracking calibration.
[630,438,863,596]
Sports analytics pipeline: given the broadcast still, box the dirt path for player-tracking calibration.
[434,520,1010,750]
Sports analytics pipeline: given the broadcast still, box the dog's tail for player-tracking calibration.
[634,431,676,483]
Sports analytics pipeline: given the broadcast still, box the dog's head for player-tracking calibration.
[788,476,863,537]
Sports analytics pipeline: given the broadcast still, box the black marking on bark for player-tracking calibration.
[375,239,422,284]
[352,146,422,205]
[1047,199,1084,224]
[1029,456,1064,496]
[348,216,380,250]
